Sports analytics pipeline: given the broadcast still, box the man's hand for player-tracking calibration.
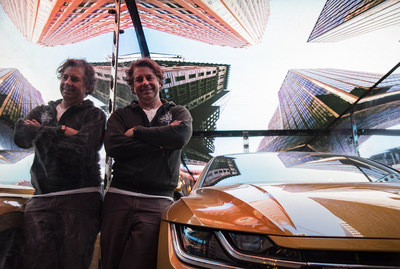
[24,119,41,126]
[170,120,181,126]
[24,119,78,136]
[64,127,78,136]
[124,127,136,137]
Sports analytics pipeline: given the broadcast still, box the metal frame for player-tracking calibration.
[191,129,400,138]
[104,0,122,190]
[125,0,150,58]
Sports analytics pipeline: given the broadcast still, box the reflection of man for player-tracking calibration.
[13,59,106,269]
[101,58,192,269]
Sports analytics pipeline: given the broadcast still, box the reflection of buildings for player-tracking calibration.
[0,69,43,126]
[0,68,44,163]
[369,147,400,170]
[185,90,228,162]
[92,57,230,161]
[277,152,372,176]
[0,0,270,48]
[277,152,330,168]
[308,0,400,42]
[258,69,400,154]
[204,156,240,186]
[311,197,400,237]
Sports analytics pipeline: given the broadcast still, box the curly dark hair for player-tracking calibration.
[125,58,164,88]
[56,59,96,95]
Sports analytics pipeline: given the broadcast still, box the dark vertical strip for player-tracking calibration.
[125,0,151,58]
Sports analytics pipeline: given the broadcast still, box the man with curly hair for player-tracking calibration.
[13,58,106,269]
[101,58,192,269]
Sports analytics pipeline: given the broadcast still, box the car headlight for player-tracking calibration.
[179,226,276,257]
[180,225,212,257]
[174,224,304,268]
[176,224,235,266]
[228,233,274,253]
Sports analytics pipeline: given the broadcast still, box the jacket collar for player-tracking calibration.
[49,99,94,109]
[129,98,176,110]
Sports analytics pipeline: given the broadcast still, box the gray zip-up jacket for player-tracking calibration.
[13,99,106,194]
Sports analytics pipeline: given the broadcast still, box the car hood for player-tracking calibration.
[0,185,34,215]
[164,183,400,238]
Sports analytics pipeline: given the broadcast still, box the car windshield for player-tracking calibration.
[200,152,400,187]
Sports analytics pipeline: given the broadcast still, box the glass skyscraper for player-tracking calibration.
[0,0,270,48]
[258,68,400,154]
[0,68,44,163]
[0,68,44,128]
[308,0,400,42]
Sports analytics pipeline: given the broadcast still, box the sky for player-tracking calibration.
[1,0,400,182]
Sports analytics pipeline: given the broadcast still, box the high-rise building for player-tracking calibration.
[369,147,400,169]
[91,56,230,161]
[0,68,44,163]
[185,89,227,162]
[0,68,44,130]
[258,68,400,154]
[0,0,269,48]
[308,0,400,42]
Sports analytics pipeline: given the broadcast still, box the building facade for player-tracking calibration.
[0,68,44,163]
[308,0,400,42]
[369,147,400,170]
[0,0,269,48]
[0,68,44,129]
[258,68,400,154]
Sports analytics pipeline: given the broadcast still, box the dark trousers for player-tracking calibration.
[19,192,102,269]
[100,192,173,269]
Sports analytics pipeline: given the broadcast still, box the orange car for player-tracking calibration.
[157,152,400,269]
